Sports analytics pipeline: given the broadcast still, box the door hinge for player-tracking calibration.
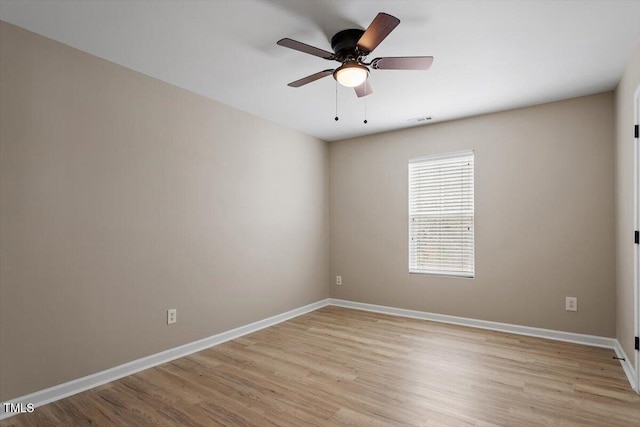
[636,231,639,244]
[635,124,639,138]
[636,336,639,351]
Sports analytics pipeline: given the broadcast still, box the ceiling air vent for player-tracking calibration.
[408,116,432,123]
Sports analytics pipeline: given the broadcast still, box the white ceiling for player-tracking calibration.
[1,0,639,141]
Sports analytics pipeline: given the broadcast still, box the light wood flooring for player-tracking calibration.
[2,306,640,426]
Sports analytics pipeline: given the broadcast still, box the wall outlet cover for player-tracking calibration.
[167,308,177,324]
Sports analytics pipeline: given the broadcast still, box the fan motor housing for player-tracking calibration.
[331,29,365,61]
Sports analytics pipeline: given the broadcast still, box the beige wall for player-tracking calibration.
[615,41,640,365]
[0,21,329,400]
[330,93,616,337]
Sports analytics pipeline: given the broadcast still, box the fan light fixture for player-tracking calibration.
[333,62,369,87]
[277,12,434,100]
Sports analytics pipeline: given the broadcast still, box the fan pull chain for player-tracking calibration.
[364,95,368,124]
[334,82,339,121]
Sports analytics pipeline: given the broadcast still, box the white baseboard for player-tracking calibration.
[2,297,636,420]
[329,299,617,348]
[0,298,331,420]
[613,341,637,392]
[329,298,637,392]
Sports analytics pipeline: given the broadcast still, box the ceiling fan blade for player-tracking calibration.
[371,56,434,70]
[287,69,335,87]
[357,13,400,54]
[277,38,336,60]
[354,81,373,97]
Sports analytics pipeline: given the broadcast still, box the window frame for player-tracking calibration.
[408,150,475,278]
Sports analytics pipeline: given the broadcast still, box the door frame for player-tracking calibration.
[634,83,640,392]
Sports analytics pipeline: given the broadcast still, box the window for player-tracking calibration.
[409,151,474,277]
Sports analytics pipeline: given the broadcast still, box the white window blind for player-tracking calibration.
[409,151,475,277]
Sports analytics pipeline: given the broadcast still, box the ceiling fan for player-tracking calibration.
[277,12,434,97]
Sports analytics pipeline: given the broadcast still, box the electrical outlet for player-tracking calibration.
[336,276,342,286]
[565,297,577,312]
[167,308,177,324]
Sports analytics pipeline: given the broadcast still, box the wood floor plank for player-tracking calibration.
[2,306,640,426]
